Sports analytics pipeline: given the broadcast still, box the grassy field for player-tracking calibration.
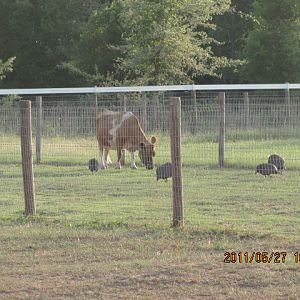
[1,133,300,299]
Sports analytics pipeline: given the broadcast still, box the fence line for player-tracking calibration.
[1,90,300,226]
[1,96,300,161]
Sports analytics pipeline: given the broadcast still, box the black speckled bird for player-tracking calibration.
[268,154,285,173]
[255,163,278,176]
[88,158,99,173]
[156,162,172,181]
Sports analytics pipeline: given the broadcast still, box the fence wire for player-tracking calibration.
[0,91,300,227]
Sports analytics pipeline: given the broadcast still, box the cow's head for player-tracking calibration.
[139,136,157,170]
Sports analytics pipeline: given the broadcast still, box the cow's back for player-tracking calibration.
[96,110,137,149]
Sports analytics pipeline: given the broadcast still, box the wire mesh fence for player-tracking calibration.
[1,89,300,228]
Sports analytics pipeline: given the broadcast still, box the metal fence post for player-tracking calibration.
[219,92,225,168]
[170,97,184,227]
[20,100,36,215]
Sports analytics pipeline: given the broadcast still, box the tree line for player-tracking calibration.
[0,0,299,88]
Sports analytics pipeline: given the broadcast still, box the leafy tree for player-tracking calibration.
[0,56,15,80]
[209,0,255,83]
[0,55,16,107]
[116,0,242,85]
[70,1,123,84]
[0,0,90,88]
[242,0,300,83]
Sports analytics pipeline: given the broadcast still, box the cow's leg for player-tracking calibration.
[120,149,125,166]
[104,148,112,166]
[130,152,138,169]
[99,146,107,169]
[106,154,112,165]
[115,146,122,169]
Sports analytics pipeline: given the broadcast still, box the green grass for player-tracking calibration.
[1,133,300,299]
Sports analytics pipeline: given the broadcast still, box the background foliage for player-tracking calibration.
[0,0,299,87]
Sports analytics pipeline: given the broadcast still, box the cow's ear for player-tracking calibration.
[150,136,157,144]
[139,142,145,150]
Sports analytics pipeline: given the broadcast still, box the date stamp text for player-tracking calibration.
[224,251,300,264]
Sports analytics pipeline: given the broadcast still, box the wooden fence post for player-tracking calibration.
[95,92,98,109]
[244,92,250,128]
[122,94,127,112]
[170,97,184,227]
[95,92,98,137]
[219,92,225,168]
[20,100,36,215]
[285,82,291,126]
[36,96,42,164]
[191,89,198,134]
[154,93,160,131]
[142,92,148,132]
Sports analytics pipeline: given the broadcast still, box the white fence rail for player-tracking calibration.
[1,83,300,95]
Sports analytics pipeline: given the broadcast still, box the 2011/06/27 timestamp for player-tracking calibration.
[224,252,300,264]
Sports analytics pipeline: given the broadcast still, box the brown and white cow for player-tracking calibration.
[96,110,157,170]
